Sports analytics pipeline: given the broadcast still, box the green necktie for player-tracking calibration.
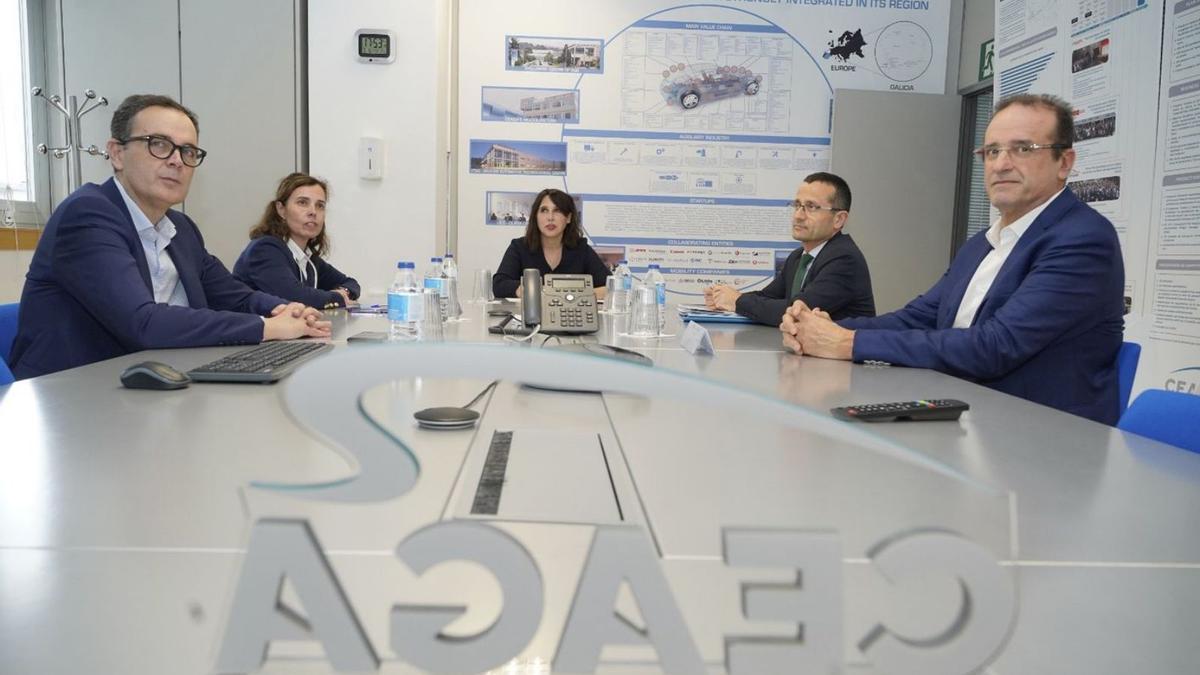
[790,252,814,298]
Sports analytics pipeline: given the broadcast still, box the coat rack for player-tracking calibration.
[31,87,110,193]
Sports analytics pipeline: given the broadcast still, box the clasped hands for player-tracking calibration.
[779,300,854,360]
[703,282,740,311]
[264,302,332,340]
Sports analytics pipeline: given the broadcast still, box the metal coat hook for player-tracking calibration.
[31,87,110,192]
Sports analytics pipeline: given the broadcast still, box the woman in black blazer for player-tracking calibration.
[233,173,360,309]
[492,188,610,299]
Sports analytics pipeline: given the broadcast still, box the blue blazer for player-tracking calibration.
[233,236,360,309]
[735,231,875,326]
[842,189,1125,425]
[10,178,287,379]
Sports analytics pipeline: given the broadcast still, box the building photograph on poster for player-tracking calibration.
[506,35,604,72]
[469,139,568,175]
[481,86,581,123]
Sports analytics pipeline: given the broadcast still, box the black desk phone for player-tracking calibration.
[540,274,598,334]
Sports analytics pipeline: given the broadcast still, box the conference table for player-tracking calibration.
[1,301,1198,674]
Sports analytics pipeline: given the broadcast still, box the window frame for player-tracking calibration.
[951,82,995,255]
[2,0,51,229]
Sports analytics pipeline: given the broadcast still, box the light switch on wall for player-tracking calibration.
[359,137,384,180]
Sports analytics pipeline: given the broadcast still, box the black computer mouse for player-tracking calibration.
[120,361,191,390]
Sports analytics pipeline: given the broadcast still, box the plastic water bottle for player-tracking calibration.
[441,253,462,319]
[424,257,445,294]
[388,261,423,341]
[645,263,667,333]
[424,257,447,318]
[441,253,459,280]
[614,259,632,291]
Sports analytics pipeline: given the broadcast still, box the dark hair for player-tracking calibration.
[804,171,852,211]
[249,172,331,257]
[993,93,1074,158]
[524,188,581,251]
[110,94,200,139]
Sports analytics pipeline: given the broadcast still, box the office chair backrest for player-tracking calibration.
[1118,389,1200,454]
[1116,341,1141,413]
[0,303,18,386]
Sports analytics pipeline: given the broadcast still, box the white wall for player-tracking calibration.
[958,0,995,91]
[0,250,33,303]
[307,0,450,300]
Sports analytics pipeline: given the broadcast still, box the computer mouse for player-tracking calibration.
[120,361,191,390]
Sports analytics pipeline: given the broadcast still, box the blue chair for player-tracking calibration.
[0,302,17,386]
[1116,341,1141,413]
[1118,389,1200,453]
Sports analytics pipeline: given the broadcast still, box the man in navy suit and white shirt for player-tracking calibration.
[9,94,330,379]
[781,94,1125,425]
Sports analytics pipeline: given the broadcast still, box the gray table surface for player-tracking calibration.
[1,302,1198,674]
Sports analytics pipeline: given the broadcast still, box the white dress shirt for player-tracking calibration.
[287,238,317,288]
[114,177,189,306]
[952,187,1065,328]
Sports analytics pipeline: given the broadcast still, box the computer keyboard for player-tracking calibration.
[187,341,332,384]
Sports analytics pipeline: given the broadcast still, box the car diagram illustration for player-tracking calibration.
[659,64,763,110]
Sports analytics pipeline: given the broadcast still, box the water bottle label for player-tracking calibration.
[388,293,424,322]
[425,277,447,297]
[655,282,666,305]
[622,276,632,291]
[387,293,407,321]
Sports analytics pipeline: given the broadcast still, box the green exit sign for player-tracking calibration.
[979,39,995,81]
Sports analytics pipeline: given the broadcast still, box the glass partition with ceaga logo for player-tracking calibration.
[226,343,1017,675]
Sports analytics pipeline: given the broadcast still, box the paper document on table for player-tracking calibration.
[676,304,754,324]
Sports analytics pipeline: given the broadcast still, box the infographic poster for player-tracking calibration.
[1143,0,1200,395]
[457,0,953,296]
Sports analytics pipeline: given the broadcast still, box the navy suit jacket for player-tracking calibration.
[492,237,610,298]
[232,236,361,309]
[841,189,1125,425]
[10,178,287,379]
[736,231,875,326]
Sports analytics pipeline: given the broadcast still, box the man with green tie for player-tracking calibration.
[704,172,875,326]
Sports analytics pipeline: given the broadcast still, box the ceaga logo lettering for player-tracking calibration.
[220,344,1018,674]
[1165,367,1200,394]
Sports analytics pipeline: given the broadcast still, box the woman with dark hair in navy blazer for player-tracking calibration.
[492,188,610,299]
[233,172,360,309]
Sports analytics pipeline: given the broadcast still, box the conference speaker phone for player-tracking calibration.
[498,272,599,336]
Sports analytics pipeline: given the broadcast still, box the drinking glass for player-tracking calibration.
[471,268,494,303]
[420,288,444,341]
[628,285,659,337]
[603,276,629,314]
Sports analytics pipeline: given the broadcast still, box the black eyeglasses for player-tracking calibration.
[118,135,208,167]
[790,201,845,214]
[973,142,1070,162]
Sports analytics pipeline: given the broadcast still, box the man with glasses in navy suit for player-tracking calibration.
[704,172,875,326]
[10,94,330,379]
[781,94,1125,425]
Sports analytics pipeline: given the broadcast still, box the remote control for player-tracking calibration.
[831,399,969,422]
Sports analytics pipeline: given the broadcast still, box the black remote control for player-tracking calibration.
[831,399,969,422]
